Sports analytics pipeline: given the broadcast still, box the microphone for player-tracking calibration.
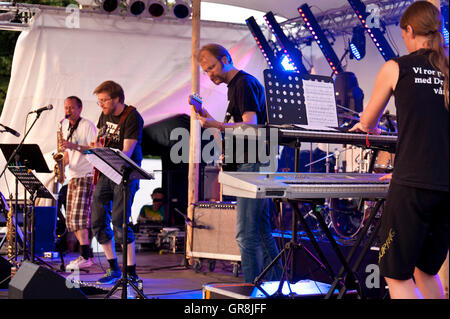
[0,123,20,137]
[29,104,53,114]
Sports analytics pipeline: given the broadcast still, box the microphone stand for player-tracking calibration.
[0,111,44,265]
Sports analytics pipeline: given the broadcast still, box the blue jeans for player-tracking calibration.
[91,174,139,245]
[235,163,282,283]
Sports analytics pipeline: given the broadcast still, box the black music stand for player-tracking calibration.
[85,147,154,299]
[7,166,56,268]
[0,144,52,265]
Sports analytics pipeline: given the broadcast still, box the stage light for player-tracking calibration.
[347,0,398,61]
[128,0,146,16]
[148,0,167,18]
[443,26,449,46]
[100,0,121,14]
[280,53,296,71]
[171,0,191,19]
[298,4,343,75]
[263,11,308,74]
[245,16,278,69]
[442,5,449,46]
[349,26,366,60]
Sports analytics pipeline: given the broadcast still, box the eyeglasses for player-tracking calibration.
[97,98,112,106]
[203,60,220,75]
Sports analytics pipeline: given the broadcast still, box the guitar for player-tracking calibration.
[92,136,105,185]
[189,93,205,116]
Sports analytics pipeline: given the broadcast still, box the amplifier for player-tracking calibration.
[188,202,240,262]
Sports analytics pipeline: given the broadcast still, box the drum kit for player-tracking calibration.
[299,110,397,240]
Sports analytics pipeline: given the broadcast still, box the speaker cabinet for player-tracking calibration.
[189,202,240,261]
[8,261,86,299]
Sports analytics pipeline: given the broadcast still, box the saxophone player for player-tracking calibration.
[60,96,97,271]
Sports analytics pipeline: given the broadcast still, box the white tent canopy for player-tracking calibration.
[205,0,348,19]
[0,7,268,194]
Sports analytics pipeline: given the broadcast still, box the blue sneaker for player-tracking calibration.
[97,268,121,284]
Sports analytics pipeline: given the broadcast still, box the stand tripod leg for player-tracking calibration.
[325,199,384,299]
[311,206,360,296]
[337,201,383,299]
[105,169,146,299]
[290,201,336,282]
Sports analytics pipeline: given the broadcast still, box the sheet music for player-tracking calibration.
[302,79,338,128]
[86,148,154,185]
[85,152,122,185]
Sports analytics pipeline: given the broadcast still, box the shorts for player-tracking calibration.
[65,176,94,232]
[378,181,449,280]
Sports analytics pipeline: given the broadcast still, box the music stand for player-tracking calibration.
[0,144,52,265]
[85,147,154,299]
[7,166,56,267]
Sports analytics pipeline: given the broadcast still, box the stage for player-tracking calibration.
[0,251,244,300]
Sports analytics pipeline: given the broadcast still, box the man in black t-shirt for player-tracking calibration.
[196,44,282,283]
[90,80,143,285]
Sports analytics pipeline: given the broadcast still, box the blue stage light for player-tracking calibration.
[442,5,449,46]
[280,54,296,71]
[443,26,449,46]
[263,11,309,74]
[246,16,278,69]
[347,0,398,61]
[298,4,343,75]
[349,43,361,60]
[349,26,365,60]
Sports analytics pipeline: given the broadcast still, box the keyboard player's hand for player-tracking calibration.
[379,173,393,181]
[349,122,382,135]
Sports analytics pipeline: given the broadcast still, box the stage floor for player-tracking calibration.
[0,250,244,299]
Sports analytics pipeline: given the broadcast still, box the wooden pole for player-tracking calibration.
[186,0,201,264]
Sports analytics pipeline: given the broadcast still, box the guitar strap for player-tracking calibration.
[104,105,136,147]
[92,105,136,185]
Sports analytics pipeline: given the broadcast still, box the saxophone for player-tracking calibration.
[5,195,14,262]
[53,119,65,184]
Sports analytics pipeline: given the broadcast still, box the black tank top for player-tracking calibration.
[391,49,448,191]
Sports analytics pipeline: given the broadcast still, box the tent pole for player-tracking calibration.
[186,0,201,265]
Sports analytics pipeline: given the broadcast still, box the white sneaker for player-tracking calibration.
[65,256,93,271]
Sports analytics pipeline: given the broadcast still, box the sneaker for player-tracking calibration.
[65,256,93,272]
[97,268,122,285]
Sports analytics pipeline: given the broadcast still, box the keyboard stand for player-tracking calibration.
[324,198,384,299]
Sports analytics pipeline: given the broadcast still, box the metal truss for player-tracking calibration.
[280,0,449,45]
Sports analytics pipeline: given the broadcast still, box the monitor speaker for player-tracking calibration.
[8,261,87,299]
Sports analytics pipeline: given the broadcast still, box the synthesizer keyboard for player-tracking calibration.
[218,171,390,199]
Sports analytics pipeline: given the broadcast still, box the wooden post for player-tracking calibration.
[186,0,201,264]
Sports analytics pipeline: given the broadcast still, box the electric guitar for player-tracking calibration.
[189,93,204,116]
[92,136,105,185]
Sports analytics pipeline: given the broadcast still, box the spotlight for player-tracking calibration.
[298,4,343,75]
[347,0,398,61]
[128,0,146,16]
[100,0,121,14]
[349,26,366,60]
[280,53,296,71]
[263,11,308,74]
[246,16,278,69]
[148,0,167,18]
[171,0,191,19]
[442,5,449,46]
